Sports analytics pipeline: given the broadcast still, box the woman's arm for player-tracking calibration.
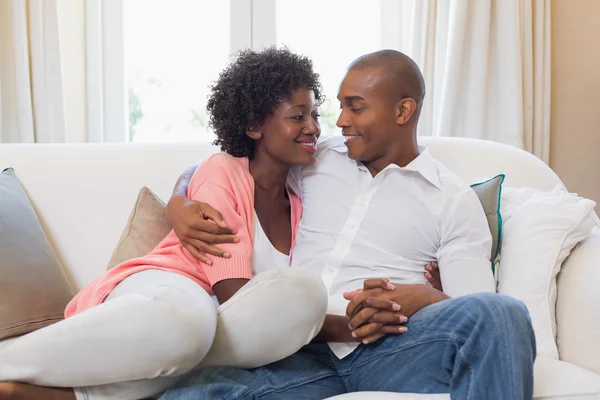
[181,157,257,302]
[167,164,240,264]
[313,315,357,343]
[213,279,250,304]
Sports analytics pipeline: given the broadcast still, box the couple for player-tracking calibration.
[0,48,535,400]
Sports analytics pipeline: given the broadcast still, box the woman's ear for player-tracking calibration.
[246,125,262,140]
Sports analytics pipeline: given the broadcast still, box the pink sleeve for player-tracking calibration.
[188,163,254,287]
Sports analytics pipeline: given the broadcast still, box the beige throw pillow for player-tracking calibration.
[106,187,172,270]
[0,168,74,340]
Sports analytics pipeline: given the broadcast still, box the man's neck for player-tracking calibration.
[364,138,419,177]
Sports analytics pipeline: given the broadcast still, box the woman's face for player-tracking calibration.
[249,88,321,166]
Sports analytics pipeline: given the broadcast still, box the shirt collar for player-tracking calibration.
[400,146,442,190]
[331,143,442,190]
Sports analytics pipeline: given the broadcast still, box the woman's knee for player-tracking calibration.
[276,269,328,322]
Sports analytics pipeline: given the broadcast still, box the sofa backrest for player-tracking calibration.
[0,137,563,290]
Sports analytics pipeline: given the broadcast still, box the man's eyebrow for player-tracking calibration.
[343,96,365,102]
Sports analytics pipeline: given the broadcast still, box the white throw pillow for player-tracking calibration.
[497,185,597,359]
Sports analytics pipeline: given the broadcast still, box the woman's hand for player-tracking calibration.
[425,262,442,291]
[166,196,239,264]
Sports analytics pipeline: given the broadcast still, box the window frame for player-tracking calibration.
[88,0,395,142]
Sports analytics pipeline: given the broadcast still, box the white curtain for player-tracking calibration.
[396,0,551,164]
[0,0,67,143]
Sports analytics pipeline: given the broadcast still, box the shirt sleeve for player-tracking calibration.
[436,188,496,297]
[188,178,253,287]
[286,166,304,199]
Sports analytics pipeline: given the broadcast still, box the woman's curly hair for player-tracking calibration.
[207,47,324,158]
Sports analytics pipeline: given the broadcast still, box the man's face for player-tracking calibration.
[336,68,399,162]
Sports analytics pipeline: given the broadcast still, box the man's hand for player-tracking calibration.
[345,281,448,344]
[166,196,239,264]
[342,278,409,344]
[425,262,442,291]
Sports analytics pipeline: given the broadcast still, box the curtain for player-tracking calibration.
[0,0,67,143]
[399,0,551,163]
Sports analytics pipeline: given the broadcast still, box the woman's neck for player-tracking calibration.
[248,152,289,200]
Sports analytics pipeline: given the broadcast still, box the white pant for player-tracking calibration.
[0,268,327,400]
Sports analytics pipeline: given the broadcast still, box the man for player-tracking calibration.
[161,50,535,399]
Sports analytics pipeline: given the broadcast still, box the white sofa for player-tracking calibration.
[1,137,600,400]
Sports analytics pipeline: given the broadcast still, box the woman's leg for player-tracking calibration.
[0,270,217,388]
[1,268,325,400]
[197,267,328,369]
[67,268,327,400]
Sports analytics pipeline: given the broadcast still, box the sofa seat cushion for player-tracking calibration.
[324,357,600,400]
[533,357,600,399]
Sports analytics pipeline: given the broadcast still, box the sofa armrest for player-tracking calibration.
[556,226,600,374]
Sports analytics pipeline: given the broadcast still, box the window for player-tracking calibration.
[276,0,382,136]
[124,0,230,143]
[98,0,399,142]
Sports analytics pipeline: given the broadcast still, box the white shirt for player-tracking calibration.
[289,136,495,358]
[251,213,290,275]
[212,213,290,306]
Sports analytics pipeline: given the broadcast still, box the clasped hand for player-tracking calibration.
[344,265,443,344]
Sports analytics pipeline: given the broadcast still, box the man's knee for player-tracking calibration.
[461,293,533,333]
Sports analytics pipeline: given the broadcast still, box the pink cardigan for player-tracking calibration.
[65,153,302,318]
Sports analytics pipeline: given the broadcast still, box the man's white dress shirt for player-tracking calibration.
[289,136,495,358]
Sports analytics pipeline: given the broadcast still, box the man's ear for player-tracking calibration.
[246,124,262,140]
[396,98,417,126]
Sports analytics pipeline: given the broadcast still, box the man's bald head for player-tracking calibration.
[348,49,425,116]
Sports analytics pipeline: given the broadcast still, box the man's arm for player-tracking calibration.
[436,188,496,297]
[170,164,198,197]
[166,164,239,264]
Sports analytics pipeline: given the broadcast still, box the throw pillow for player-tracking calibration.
[0,168,74,340]
[497,185,597,359]
[470,174,505,264]
[106,187,172,270]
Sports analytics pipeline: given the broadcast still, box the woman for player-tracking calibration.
[0,47,331,400]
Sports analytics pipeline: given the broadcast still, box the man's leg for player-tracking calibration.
[343,293,536,400]
[159,343,347,400]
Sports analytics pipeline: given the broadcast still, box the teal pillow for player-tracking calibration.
[470,174,505,264]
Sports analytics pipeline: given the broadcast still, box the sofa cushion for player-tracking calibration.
[106,187,172,270]
[497,185,597,359]
[533,357,600,399]
[0,168,73,340]
[470,174,504,264]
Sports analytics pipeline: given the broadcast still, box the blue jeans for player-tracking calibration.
[161,293,536,400]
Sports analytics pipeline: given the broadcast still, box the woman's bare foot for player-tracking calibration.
[0,382,75,400]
